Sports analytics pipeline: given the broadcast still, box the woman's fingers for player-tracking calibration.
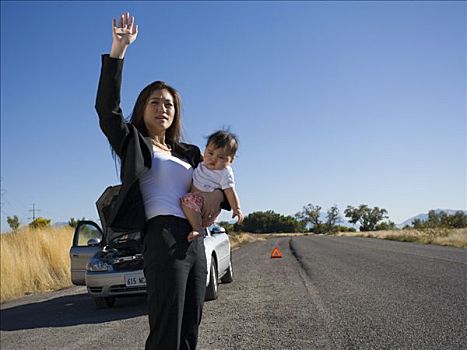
[112,12,138,40]
[114,12,132,29]
[112,18,117,36]
[122,12,130,29]
[122,12,127,28]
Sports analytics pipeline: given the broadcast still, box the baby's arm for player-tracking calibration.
[223,188,244,224]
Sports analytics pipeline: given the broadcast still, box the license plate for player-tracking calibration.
[124,272,146,287]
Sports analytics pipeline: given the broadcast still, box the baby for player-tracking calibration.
[181,130,243,241]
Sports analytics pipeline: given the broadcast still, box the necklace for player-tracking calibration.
[151,138,172,152]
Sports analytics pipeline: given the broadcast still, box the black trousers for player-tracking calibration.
[143,215,207,350]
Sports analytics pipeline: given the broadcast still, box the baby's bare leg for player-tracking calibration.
[183,207,203,241]
[181,193,204,241]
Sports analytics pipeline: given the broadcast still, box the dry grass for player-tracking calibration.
[0,226,74,303]
[228,232,267,250]
[337,228,467,248]
[431,229,467,248]
[228,232,309,250]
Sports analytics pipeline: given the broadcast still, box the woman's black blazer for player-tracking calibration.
[95,55,203,233]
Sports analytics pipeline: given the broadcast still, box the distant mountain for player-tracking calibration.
[53,222,68,228]
[397,209,467,228]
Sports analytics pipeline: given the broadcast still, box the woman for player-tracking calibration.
[95,12,227,350]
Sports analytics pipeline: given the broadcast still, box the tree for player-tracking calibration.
[295,204,322,232]
[449,211,467,228]
[68,218,78,228]
[7,215,20,231]
[427,210,444,228]
[29,217,51,229]
[412,218,424,229]
[410,210,467,229]
[375,221,396,231]
[295,204,340,234]
[325,206,341,233]
[336,225,356,232]
[217,220,235,233]
[68,217,86,228]
[344,205,388,231]
[241,210,304,233]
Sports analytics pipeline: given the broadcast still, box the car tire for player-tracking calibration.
[93,296,116,309]
[220,253,233,284]
[205,257,218,301]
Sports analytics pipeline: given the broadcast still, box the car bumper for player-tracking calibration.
[85,269,147,297]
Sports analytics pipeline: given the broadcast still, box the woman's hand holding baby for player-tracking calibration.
[232,208,244,224]
[200,189,223,227]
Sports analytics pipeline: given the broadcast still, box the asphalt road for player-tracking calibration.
[1,236,466,349]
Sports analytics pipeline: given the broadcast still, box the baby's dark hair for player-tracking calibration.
[206,130,239,157]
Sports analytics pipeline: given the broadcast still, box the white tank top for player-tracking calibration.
[139,147,193,220]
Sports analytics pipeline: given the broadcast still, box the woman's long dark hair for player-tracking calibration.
[129,81,182,145]
[111,81,184,172]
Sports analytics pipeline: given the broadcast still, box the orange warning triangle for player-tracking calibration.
[271,246,283,259]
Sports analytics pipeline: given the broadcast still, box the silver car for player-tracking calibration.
[70,220,233,308]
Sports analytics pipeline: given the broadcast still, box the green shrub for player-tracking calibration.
[29,217,51,229]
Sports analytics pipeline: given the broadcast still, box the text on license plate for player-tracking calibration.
[124,272,146,287]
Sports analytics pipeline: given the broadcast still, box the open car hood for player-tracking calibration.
[96,185,140,245]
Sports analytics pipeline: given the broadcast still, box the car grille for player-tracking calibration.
[109,284,147,293]
[112,258,144,271]
[113,263,144,271]
[89,287,103,293]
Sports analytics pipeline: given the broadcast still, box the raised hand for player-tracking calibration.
[110,12,139,59]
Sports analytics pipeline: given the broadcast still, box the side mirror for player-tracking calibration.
[87,237,101,246]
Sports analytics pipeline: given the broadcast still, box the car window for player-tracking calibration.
[76,224,102,246]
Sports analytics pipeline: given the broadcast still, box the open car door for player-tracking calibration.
[69,221,103,285]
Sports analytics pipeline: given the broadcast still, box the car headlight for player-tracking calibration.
[86,258,113,272]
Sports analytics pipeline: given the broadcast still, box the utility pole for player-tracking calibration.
[29,203,40,221]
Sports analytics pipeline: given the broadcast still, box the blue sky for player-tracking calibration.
[1,1,465,231]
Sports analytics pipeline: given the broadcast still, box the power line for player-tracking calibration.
[28,203,41,221]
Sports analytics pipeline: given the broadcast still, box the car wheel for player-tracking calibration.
[220,253,233,284]
[205,256,218,301]
[93,296,116,309]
